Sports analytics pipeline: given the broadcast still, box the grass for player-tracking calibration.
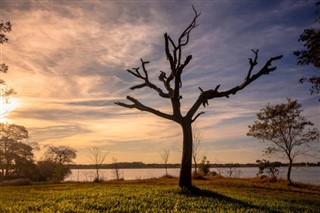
[0,177,319,212]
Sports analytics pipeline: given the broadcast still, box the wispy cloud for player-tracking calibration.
[1,1,319,164]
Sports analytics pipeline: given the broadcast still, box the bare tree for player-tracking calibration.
[115,7,283,189]
[88,146,107,181]
[192,124,202,173]
[223,163,242,178]
[160,148,170,176]
[112,157,123,180]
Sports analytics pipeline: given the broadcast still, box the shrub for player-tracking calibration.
[198,156,210,176]
[192,171,207,180]
[256,159,281,180]
[0,178,31,186]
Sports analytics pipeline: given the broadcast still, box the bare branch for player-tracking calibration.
[126,59,170,98]
[179,6,201,48]
[192,111,205,123]
[187,52,283,120]
[246,49,259,81]
[115,96,176,122]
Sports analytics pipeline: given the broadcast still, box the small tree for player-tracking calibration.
[192,125,202,173]
[198,156,210,176]
[160,148,170,176]
[115,7,282,189]
[223,163,242,178]
[256,159,281,180]
[88,146,107,182]
[112,157,123,180]
[44,145,77,181]
[247,99,319,183]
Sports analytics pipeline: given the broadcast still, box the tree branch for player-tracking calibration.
[126,59,170,98]
[191,111,205,123]
[186,51,283,120]
[115,96,177,122]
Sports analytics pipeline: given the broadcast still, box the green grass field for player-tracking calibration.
[0,177,319,212]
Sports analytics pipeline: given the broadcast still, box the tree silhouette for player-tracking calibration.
[0,123,37,180]
[44,145,77,181]
[88,146,107,181]
[247,99,319,183]
[160,148,170,176]
[192,124,202,174]
[115,7,283,189]
[0,21,15,120]
[294,2,320,99]
[0,21,11,73]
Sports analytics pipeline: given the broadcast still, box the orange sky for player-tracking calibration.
[1,1,319,164]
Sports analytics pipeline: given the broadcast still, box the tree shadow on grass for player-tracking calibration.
[178,186,281,213]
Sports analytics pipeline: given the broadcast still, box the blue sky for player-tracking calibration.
[1,0,319,164]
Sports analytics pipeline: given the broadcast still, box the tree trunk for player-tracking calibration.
[179,121,193,189]
[194,158,197,173]
[95,166,99,180]
[287,159,293,184]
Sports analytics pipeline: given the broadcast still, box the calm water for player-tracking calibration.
[65,167,320,185]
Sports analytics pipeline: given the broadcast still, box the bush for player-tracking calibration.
[93,177,104,183]
[256,159,281,180]
[0,178,31,186]
[192,171,207,180]
[198,156,210,176]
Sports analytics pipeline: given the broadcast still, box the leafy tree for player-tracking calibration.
[115,7,282,189]
[0,21,11,73]
[0,21,15,120]
[294,2,320,98]
[198,156,210,176]
[36,159,58,182]
[247,99,319,183]
[43,145,77,181]
[0,123,37,180]
[88,146,107,181]
[256,159,281,180]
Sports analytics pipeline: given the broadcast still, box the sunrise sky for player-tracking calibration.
[0,0,319,164]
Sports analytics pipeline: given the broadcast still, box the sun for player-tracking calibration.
[0,96,18,123]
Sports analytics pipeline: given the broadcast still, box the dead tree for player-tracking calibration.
[160,148,170,176]
[115,7,283,189]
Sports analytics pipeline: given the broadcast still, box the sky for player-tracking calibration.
[0,0,319,164]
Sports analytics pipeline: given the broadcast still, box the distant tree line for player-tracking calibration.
[68,161,320,170]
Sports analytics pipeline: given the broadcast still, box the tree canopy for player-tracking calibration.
[0,123,38,180]
[294,2,320,98]
[247,99,319,183]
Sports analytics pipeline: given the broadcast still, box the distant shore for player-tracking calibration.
[69,161,320,169]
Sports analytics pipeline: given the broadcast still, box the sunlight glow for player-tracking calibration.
[0,96,18,123]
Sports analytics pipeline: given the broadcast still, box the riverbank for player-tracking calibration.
[0,177,319,212]
[66,167,320,185]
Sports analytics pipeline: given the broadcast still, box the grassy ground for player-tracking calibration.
[0,177,319,212]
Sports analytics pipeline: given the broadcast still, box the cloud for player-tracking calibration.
[1,1,318,163]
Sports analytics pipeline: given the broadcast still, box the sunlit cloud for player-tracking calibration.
[1,1,318,164]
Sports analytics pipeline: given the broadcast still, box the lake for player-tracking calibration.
[65,167,320,185]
